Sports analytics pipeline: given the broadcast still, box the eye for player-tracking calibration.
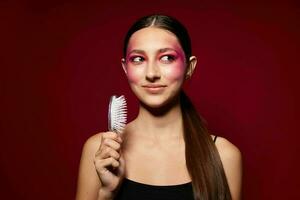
[160,55,176,63]
[129,56,145,64]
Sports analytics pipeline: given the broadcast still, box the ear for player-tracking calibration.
[185,56,197,79]
[121,58,127,74]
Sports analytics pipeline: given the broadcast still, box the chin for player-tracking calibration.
[138,95,165,107]
[141,99,166,109]
[137,92,180,110]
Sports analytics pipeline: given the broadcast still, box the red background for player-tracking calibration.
[1,1,299,199]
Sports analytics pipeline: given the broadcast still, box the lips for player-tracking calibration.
[142,84,167,93]
[142,84,166,88]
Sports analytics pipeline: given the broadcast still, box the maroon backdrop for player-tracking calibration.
[1,1,299,199]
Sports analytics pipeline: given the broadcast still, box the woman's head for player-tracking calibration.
[121,14,197,108]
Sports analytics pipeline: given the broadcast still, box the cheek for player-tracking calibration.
[164,63,186,81]
[126,66,143,84]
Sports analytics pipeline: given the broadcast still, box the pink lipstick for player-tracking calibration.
[142,84,167,93]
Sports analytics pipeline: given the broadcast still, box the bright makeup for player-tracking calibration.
[122,27,188,107]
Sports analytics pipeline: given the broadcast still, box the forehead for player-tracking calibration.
[127,27,182,52]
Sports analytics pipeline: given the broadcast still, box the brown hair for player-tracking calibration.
[123,14,232,200]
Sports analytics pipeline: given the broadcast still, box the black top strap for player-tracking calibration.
[213,135,218,143]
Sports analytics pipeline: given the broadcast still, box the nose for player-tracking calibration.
[145,60,160,82]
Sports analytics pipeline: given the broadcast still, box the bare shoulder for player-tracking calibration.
[81,132,103,156]
[214,136,242,162]
[213,136,242,200]
[85,132,103,146]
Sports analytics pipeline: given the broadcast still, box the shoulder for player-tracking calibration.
[85,132,103,146]
[214,136,242,162]
[81,132,103,156]
[213,136,242,200]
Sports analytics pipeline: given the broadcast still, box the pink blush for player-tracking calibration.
[164,64,186,81]
[163,52,186,81]
[126,66,142,84]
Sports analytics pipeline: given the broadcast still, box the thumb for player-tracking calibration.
[117,156,126,177]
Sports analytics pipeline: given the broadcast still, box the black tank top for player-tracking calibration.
[114,178,194,200]
[114,136,218,200]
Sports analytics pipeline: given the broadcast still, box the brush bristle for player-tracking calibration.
[108,95,127,133]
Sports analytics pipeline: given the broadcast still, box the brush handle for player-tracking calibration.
[108,95,116,132]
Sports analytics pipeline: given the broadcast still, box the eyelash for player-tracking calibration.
[129,56,144,64]
[128,55,176,64]
[160,55,176,63]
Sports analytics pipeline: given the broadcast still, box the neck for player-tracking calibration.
[134,96,184,142]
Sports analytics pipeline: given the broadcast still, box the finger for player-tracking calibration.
[117,155,125,177]
[102,132,122,143]
[97,147,120,160]
[102,138,121,151]
[94,157,120,173]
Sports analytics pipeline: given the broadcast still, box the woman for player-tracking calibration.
[76,14,242,200]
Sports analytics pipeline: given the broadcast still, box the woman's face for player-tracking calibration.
[122,27,191,108]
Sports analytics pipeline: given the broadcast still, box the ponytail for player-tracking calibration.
[180,91,232,200]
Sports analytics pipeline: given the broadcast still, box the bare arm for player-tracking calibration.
[76,132,125,200]
[76,133,102,200]
[215,137,243,200]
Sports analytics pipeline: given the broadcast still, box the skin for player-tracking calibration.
[76,27,242,200]
[122,27,191,109]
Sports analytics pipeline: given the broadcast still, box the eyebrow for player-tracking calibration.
[127,48,178,55]
[159,48,178,53]
[128,49,145,54]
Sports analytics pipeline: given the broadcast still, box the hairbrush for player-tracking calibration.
[108,95,127,134]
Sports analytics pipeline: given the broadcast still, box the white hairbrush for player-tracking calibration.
[108,95,127,134]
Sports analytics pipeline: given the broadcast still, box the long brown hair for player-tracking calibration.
[180,91,231,200]
[123,14,232,200]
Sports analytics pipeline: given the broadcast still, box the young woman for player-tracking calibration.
[76,14,242,200]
